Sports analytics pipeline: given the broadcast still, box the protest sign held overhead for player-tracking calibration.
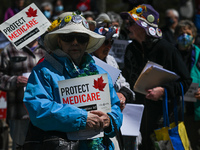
[0,3,51,49]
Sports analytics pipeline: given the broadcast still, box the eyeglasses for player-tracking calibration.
[104,39,113,46]
[59,33,89,44]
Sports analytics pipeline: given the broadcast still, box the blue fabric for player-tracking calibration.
[23,53,122,150]
[163,89,169,127]
[194,14,200,34]
[190,45,196,69]
[168,126,184,150]
[164,83,186,150]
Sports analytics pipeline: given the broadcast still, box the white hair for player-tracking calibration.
[41,2,53,11]
[166,9,179,18]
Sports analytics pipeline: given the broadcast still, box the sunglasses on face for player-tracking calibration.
[59,33,89,44]
[104,39,113,46]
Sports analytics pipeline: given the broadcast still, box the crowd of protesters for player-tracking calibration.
[0,0,200,150]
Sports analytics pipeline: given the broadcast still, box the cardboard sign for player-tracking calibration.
[58,73,111,113]
[0,3,51,49]
[0,91,7,119]
[58,74,111,140]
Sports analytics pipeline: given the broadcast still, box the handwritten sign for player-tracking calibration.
[0,91,7,119]
[58,74,111,140]
[0,3,51,49]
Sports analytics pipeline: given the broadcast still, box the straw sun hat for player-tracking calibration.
[44,12,105,53]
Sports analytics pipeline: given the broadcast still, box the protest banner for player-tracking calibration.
[0,3,51,49]
[58,73,111,140]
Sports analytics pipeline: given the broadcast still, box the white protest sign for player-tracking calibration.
[58,73,111,113]
[58,73,111,140]
[0,3,51,49]
[184,82,199,102]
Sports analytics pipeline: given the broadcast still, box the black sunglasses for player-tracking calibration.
[104,39,113,46]
[59,33,89,44]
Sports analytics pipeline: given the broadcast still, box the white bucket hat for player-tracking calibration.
[44,13,105,53]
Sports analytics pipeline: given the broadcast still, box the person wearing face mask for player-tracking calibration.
[41,2,53,22]
[52,0,64,20]
[175,19,200,150]
[161,9,179,45]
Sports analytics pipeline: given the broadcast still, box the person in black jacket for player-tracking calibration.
[120,4,192,150]
[161,9,179,45]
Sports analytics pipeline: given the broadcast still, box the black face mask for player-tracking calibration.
[165,17,174,27]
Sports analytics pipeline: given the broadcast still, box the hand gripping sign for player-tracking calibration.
[0,3,51,49]
[58,74,112,140]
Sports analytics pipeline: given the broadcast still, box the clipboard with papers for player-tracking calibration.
[133,61,180,95]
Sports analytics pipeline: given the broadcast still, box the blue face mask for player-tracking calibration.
[43,10,51,19]
[55,5,64,13]
[177,33,193,49]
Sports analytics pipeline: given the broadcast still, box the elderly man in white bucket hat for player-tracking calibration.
[22,12,123,150]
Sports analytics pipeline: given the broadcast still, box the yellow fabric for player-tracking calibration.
[154,126,170,141]
[154,122,176,141]
[154,122,190,150]
[178,122,190,150]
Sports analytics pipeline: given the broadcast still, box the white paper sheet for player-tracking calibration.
[121,104,144,136]
[183,82,199,102]
[92,56,121,85]
[23,72,31,91]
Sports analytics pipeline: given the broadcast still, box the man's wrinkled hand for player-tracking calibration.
[86,112,102,130]
[146,87,164,101]
[90,110,110,129]
[117,92,126,111]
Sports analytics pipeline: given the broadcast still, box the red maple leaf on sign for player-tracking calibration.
[93,76,107,91]
[26,7,37,17]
